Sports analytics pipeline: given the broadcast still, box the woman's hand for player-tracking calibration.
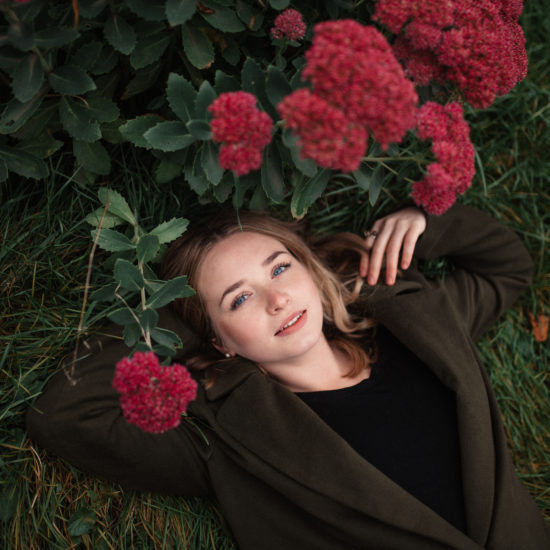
[360,206,427,286]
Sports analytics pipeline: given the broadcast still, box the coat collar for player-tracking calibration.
[199,278,494,547]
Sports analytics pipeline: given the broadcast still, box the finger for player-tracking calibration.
[400,228,422,269]
[384,227,408,285]
[366,224,392,286]
[359,252,369,278]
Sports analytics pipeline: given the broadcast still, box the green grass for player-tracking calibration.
[2,1,549,547]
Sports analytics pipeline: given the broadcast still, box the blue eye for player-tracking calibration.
[273,262,290,277]
[231,294,248,310]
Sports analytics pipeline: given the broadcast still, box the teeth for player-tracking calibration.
[282,312,302,330]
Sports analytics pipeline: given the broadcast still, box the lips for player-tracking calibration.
[275,310,306,336]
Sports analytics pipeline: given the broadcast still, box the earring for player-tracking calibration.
[225,352,231,358]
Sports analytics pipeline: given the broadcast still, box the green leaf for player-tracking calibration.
[150,217,189,244]
[291,170,331,219]
[155,158,182,183]
[90,282,118,302]
[0,85,46,134]
[90,46,118,76]
[266,65,291,109]
[78,0,108,18]
[352,164,372,191]
[87,97,120,123]
[67,508,95,537]
[201,140,223,185]
[146,276,195,308]
[108,307,137,325]
[236,1,264,31]
[221,38,240,65]
[126,0,166,21]
[269,0,290,8]
[119,115,162,148]
[0,145,48,179]
[98,188,136,225]
[368,165,383,206]
[144,278,165,293]
[104,14,136,55]
[200,3,246,32]
[151,327,182,348]
[166,0,196,25]
[91,228,135,252]
[130,31,172,70]
[7,21,34,51]
[241,58,271,114]
[18,131,63,159]
[71,41,103,72]
[187,119,212,140]
[213,171,233,203]
[261,143,285,203]
[140,308,159,333]
[282,129,317,176]
[114,259,144,291]
[123,323,141,347]
[194,80,216,120]
[136,234,161,263]
[73,140,111,176]
[12,53,44,103]
[144,121,195,152]
[181,24,215,70]
[166,72,196,122]
[85,208,124,229]
[122,63,162,99]
[214,70,240,93]
[49,65,96,95]
[184,154,210,196]
[34,27,79,48]
[59,97,101,142]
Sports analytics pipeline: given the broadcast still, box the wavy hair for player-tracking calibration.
[160,211,376,386]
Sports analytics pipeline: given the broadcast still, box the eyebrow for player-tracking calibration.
[219,250,287,306]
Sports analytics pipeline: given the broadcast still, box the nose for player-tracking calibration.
[265,288,290,314]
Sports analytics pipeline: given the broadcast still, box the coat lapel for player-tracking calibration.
[365,281,496,544]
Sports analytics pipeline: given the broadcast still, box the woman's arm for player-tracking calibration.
[26,310,212,496]
[360,203,533,340]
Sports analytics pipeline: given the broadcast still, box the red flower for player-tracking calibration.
[302,20,418,149]
[209,92,273,176]
[375,0,527,108]
[271,9,306,41]
[412,101,475,214]
[411,163,458,215]
[278,89,367,172]
[113,352,198,434]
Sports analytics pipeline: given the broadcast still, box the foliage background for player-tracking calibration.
[1,0,549,548]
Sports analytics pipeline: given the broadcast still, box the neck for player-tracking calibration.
[261,336,370,393]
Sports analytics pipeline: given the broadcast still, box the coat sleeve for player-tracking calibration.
[413,203,533,341]
[26,309,212,496]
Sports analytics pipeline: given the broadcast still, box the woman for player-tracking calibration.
[26,203,549,549]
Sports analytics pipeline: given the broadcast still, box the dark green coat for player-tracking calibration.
[27,204,550,549]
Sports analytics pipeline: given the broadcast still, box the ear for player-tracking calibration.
[211,337,233,357]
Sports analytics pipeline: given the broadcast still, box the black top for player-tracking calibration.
[297,326,467,534]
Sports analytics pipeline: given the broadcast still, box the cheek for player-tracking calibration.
[216,317,258,349]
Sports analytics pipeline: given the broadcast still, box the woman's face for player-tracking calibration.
[197,231,326,372]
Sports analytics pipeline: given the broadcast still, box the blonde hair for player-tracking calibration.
[160,211,376,386]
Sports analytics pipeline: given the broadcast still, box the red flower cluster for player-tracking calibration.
[374,0,527,108]
[271,9,306,41]
[411,102,475,214]
[113,351,198,434]
[278,89,367,172]
[278,20,418,172]
[209,92,273,176]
